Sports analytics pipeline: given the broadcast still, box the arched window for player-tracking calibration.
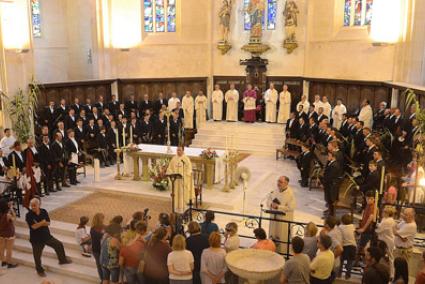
[344,0,373,27]
[244,0,278,31]
[31,0,41,37]
[144,0,176,33]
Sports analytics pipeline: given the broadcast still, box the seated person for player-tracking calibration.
[251,228,276,252]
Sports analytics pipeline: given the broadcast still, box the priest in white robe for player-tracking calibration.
[359,99,374,129]
[195,91,208,129]
[277,85,291,124]
[166,147,194,213]
[182,91,194,129]
[225,84,239,122]
[264,83,278,123]
[168,92,181,111]
[212,84,224,121]
[266,176,295,254]
[0,129,16,157]
[321,96,332,118]
[313,95,323,113]
[296,95,310,114]
[332,99,347,130]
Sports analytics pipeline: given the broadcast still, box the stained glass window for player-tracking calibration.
[144,0,176,33]
[344,0,373,27]
[244,0,276,31]
[31,0,41,37]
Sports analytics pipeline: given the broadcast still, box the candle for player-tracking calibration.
[122,126,126,147]
[379,166,385,195]
[130,125,133,144]
[115,128,119,149]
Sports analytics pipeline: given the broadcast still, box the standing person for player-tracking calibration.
[278,84,291,124]
[182,91,194,130]
[25,198,70,277]
[200,232,227,284]
[375,206,396,278]
[0,199,18,268]
[194,91,208,129]
[303,222,318,260]
[200,211,219,236]
[264,83,278,123]
[266,176,295,254]
[242,84,257,123]
[297,144,313,188]
[38,135,55,195]
[416,251,425,284]
[280,237,310,284]
[321,152,340,217]
[225,84,239,122]
[211,84,224,121]
[310,233,334,284]
[168,92,181,112]
[362,246,390,284]
[359,99,374,129]
[297,95,310,114]
[65,129,79,185]
[393,257,409,284]
[331,99,347,130]
[154,92,168,116]
[100,223,121,284]
[394,208,417,269]
[153,110,167,145]
[186,221,209,284]
[356,191,377,261]
[91,213,105,281]
[144,227,172,284]
[0,129,16,157]
[168,234,194,284]
[338,214,356,279]
[321,96,332,118]
[51,132,69,190]
[166,147,194,213]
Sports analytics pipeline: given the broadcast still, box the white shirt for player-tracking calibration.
[168,97,181,111]
[322,102,332,118]
[338,224,356,247]
[14,150,23,162]
[375,217,395,250]
[0,136,16,156]
[167,250,194,280]
[394,221,417,248]
[70,138,79,154]
[224,235,240,252]
[75,227,89,245]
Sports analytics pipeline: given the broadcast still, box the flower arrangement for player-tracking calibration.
[200,148,218,160]
[149,158,170,191]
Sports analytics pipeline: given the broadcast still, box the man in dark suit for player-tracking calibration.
[117,103,126,119]
[94,96,105,114]
[53,121,67,142]
[101,108,112,129]
[84,98,93,114]
[125,94,138,116]
[71,97,82,114]
[64,108,77,130]
[328,140,344,176]
[373,151,385,174]
[285,112,299,139]
[54,99,68,122]
[38,135,55,194]
[153,92,168,116]
[65,129,80,185]
[138,94,153,118]
[321,152,340,217]
[297,144,313,187]
[74,119,85,148]
[129,117,141,144]
[106,121,118,164]
[317,107,328,123]
[43,101,56,128]
[107,94,120,117]
[339,114,350,138]
[373,101,387,131]
[298,118,309,142]
[140,113,153,144]
[296,105,308,123]
[359,161,380,195]
[51,132,69,190]
[308,117,319,143]
[170,110,182,146]
[84,118,99,150]
[307,105,318,123]
[153,110,167,145]
[8,141,25,172]
[390,108,403,134]
[96,127,110,167]
[353,121,365,161]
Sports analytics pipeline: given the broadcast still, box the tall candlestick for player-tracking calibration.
[122,126,126,147]
[115,129,119,149]
[379,166,385,195]
[130,125,133,144]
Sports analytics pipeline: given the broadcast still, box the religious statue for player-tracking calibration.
[217,0,232,55]
[248,0,265,41]
[283,0,299,54]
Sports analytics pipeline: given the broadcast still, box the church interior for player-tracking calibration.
[0,0,425,283]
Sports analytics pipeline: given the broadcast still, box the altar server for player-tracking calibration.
[212,84,224,121]
[225,84,239,122]
[313,95,323,113]
[296,95,310,114]
[243,84,257,123]
[166,146,194,213]
[168,92,181,112]
[278,85,291,124]
[332,99,347,130]
[182,91,194,129]
[359,99,374,129]
[0,128,16,157]
[266,176,295,254]
[195,91,208,128]
[264,83,278,123]
[321,96,332,118]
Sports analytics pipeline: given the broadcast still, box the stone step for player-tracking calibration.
[15,226,81,251]
[197,129,284,138]
[16,218,77,238]
[11,250,98,283]
[194,134,284,145]
[13,238,97,268]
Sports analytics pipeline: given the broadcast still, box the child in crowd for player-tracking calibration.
[339,214,357,279]
[302,222,318,260]
[75,216,92,257]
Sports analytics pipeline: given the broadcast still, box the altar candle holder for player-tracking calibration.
[114,148,122,180]
[165,110,172,154]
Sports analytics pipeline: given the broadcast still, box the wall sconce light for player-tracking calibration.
[370,0,405,45]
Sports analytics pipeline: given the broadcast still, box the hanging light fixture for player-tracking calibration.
[370,0,405,45]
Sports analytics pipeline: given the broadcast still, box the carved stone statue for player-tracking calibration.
[219,0,232,43]
[283,0,299,54]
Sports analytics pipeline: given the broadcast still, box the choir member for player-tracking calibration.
[359,161,380,195]
[141,113,153,144]
[321,151,340,217]
[296,105,308,122]
[182,91,194,129]
[298,118,309,142]
[54,121,66,141]
[170,110,182,146]
[101,108,111,128]
[120,117,130,146]
[212,84,224,121]
[225,84,239,122]
[95,127,110,167]
[43,101,56,127]
[79,108,89,126]
[195,91,208,128]
[373,151,385,173]
[153,92,168,116]
[74,119,85,148]
[286,112,299,139]
[242,84,257,123]
[139,94,152,117]
[308,117,319,143]
[84,118,99,149]
[117,103,126,118]
[95,95,105,113]
[36,125,49,147]
[64,108,77,130]
[264,83,278,123]
[373,101,387,131]
[307,105,318,123]
[296,95,310,114]
[168,92,180,112]
[91,106,100,122]
[316,107,328,123]
[37,135,54,194]
[51,132,69,190]
[339,114,350,138]
[107,94,120,116]
[297,144,312,187]
[332,99,347,130]
[125,94,138,115]
[129,117,140,144]
[84,98,93,114]
[65,129,79,185]
[71,97,81,114]
[8,141,25,172]
[106,120,119,161]
[389,108,403,134]
[54,98,68,122]
[153,110,167,145]
[277,84,291,124]
[358,99,373,129]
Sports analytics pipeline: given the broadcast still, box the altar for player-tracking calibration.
[123,144,227,188]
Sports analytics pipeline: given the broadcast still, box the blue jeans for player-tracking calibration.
[102,266,120,282]
[124,267,145,284]
[93,251,102,280]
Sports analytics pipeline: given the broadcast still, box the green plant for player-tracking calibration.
[404,88,424,156]
[1,78,39,142]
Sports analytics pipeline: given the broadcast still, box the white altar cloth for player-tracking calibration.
[122,144,226,183]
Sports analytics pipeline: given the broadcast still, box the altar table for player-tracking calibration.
[127,144,226,189]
